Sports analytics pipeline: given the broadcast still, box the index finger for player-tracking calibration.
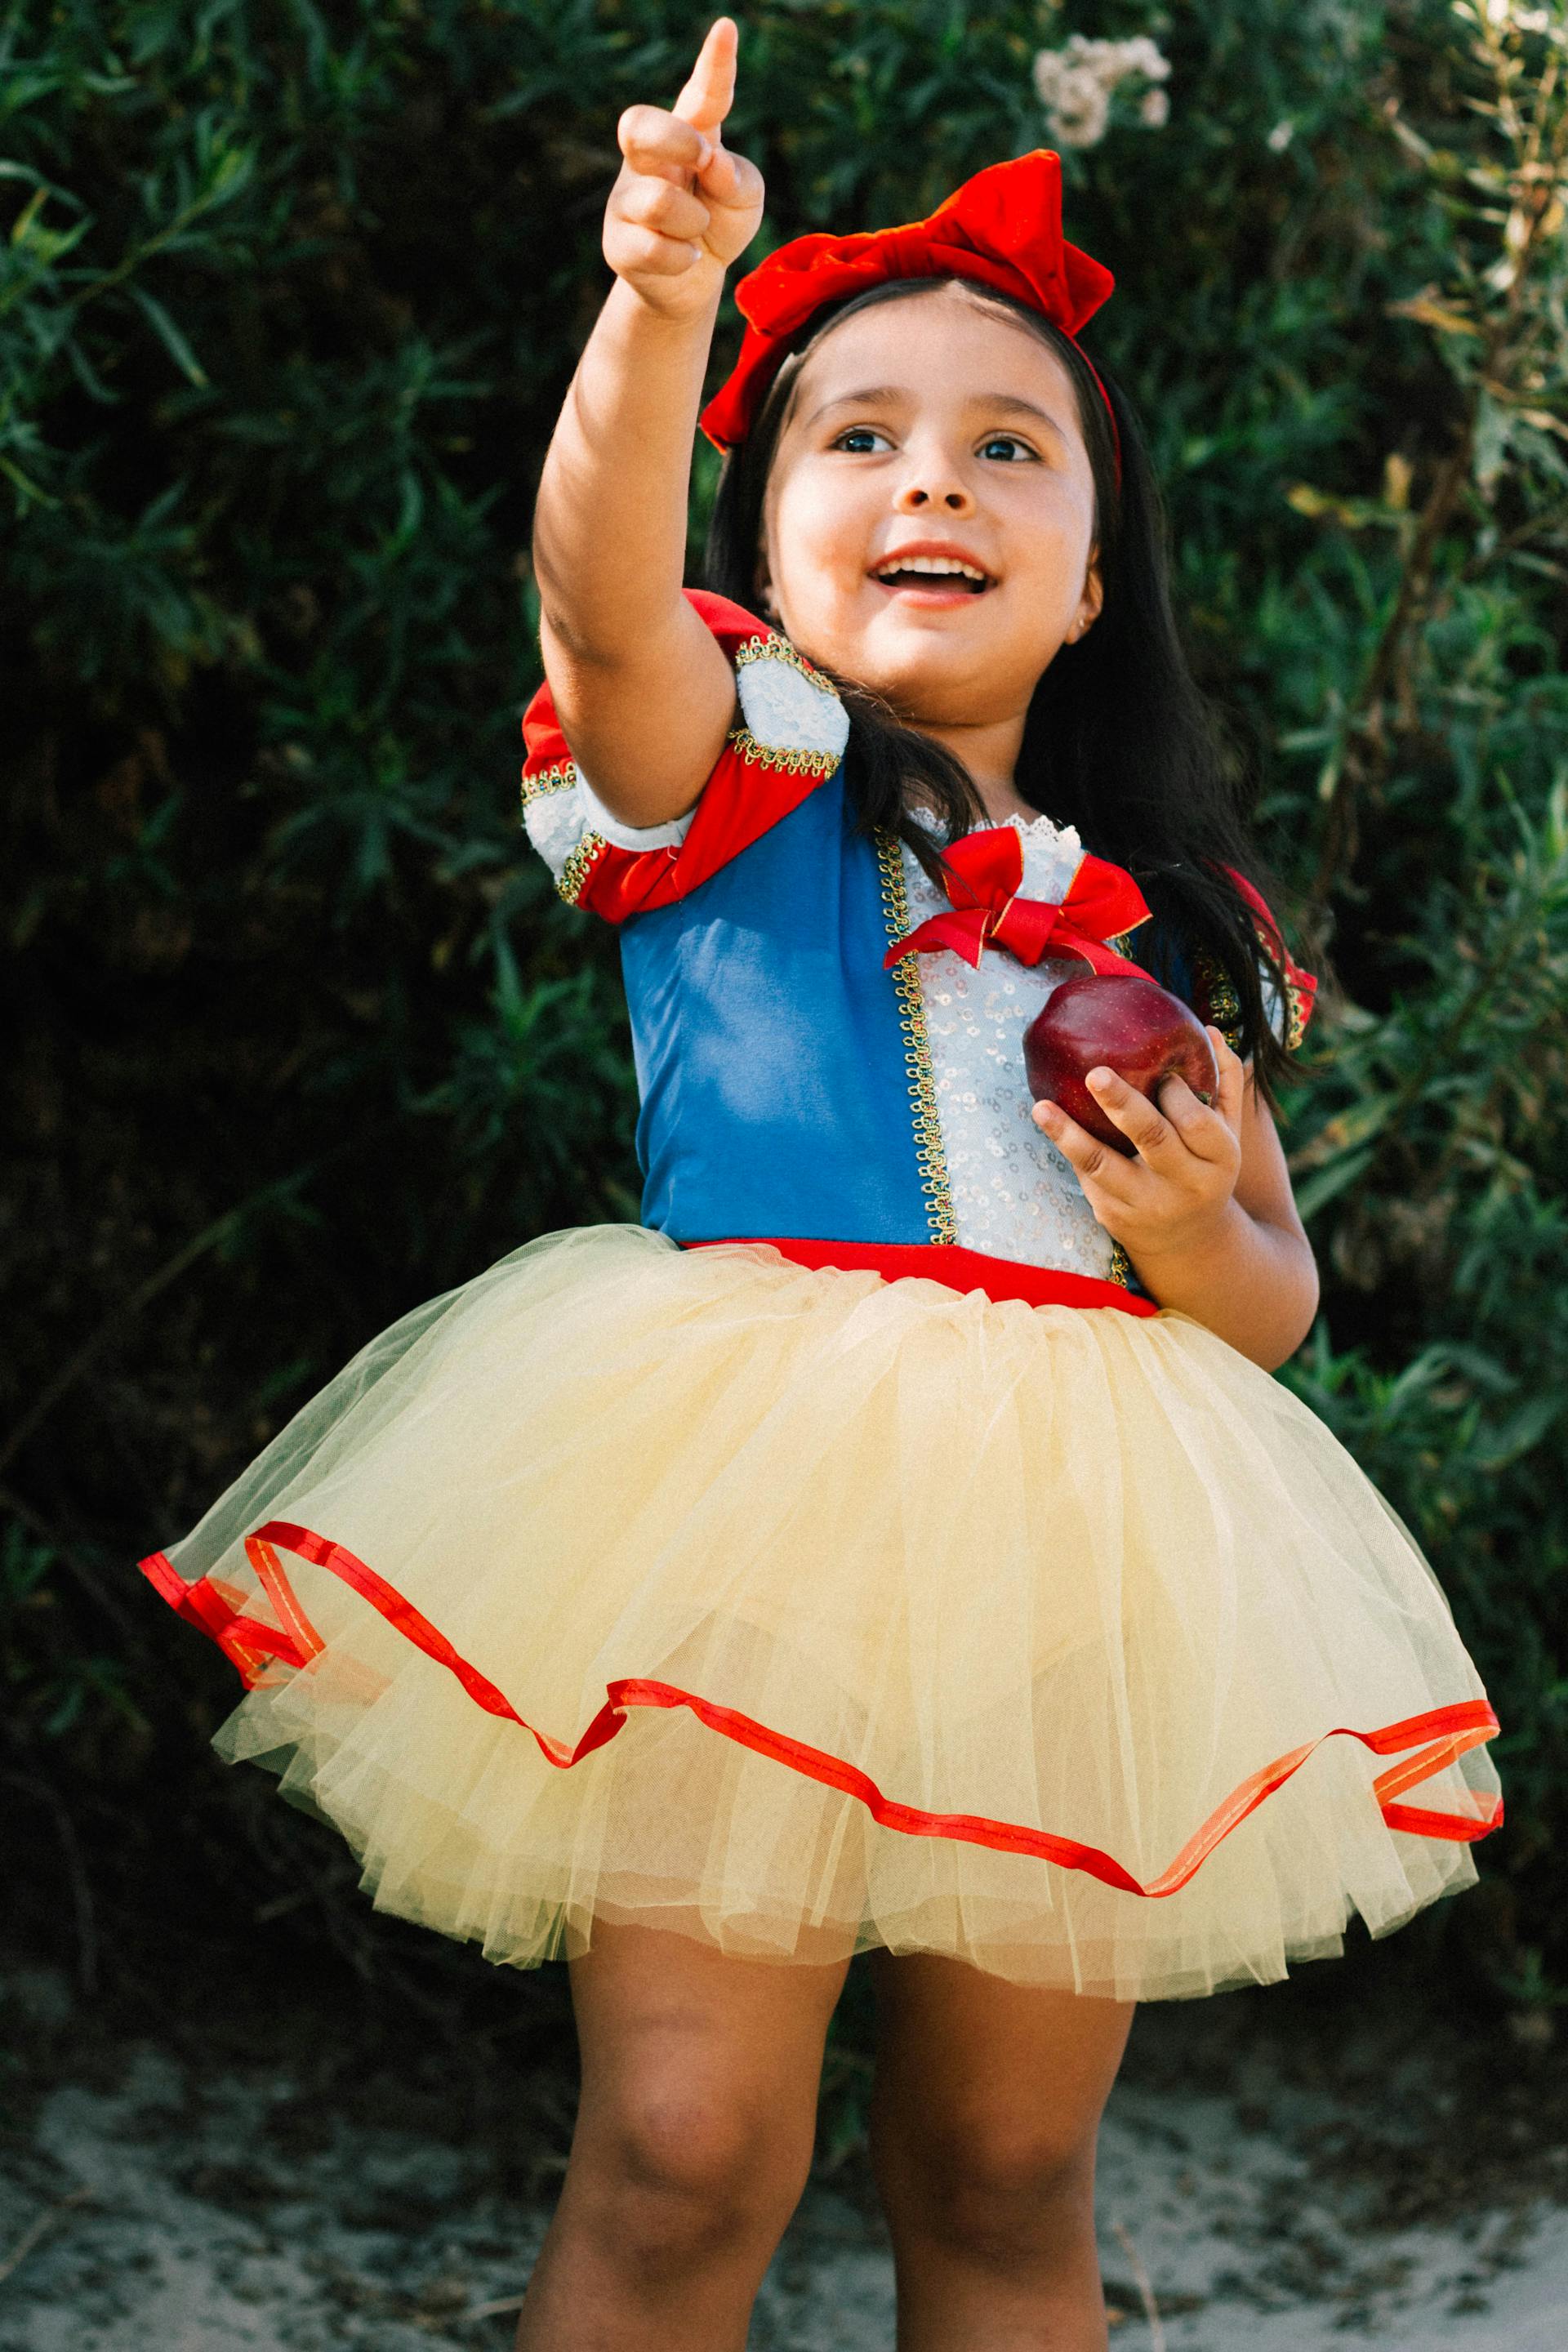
[673,16,738,137]
[617,105,712,178]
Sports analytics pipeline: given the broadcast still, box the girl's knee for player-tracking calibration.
[575,2072,813,2279]
[873,2103,1098,2267]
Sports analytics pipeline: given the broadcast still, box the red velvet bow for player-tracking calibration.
[883,827,1151,975]
[700,151,1120,478]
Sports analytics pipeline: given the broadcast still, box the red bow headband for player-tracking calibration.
[700,150,1120,487]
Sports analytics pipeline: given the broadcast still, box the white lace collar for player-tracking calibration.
[907,801,1080,844]
[906,804,1085,899]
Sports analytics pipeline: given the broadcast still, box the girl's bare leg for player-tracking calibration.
[867,1949,1135,2352]
[514,1921,849,2352]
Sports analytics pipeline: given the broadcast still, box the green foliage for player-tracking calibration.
[2,0,1566,1997]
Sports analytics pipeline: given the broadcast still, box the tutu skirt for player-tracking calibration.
[142,1224,1502,2002]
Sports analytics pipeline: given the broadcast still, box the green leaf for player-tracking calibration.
[1294,1147,1377,1223]
[129,287,208,387]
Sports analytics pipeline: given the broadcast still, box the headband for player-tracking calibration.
[699,149,1121,488]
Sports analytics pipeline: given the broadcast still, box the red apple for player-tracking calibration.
[1023,974,1218,1156]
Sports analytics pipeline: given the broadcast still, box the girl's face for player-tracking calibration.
[759,283,1104,731]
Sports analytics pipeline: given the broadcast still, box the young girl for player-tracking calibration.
[141,20,1503,2348]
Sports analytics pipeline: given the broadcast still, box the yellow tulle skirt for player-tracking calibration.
[141,1223,1502,2002]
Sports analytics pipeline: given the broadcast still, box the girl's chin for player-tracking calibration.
[852,604,1035,677]
[856,601,1048,669]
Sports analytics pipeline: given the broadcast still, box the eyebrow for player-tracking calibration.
[982,394,1070,440]
[803,386,1070,439]
[800,386,904,428]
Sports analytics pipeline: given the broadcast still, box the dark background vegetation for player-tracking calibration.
[3,0,1566,2098]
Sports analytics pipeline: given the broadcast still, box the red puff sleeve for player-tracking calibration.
[1195,871,1317,1050]
[520,590,849,924]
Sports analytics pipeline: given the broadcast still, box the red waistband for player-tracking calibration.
[682,1238,1157,1316]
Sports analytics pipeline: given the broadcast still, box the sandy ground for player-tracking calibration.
[3,1958,1566,2350]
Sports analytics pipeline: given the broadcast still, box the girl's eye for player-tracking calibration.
[979,434,1038,463]
[831,427,891,454]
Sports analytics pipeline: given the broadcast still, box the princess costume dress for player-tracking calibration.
[139,589,1503,2002]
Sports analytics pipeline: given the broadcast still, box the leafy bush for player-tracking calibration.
[3,0,1565,2002]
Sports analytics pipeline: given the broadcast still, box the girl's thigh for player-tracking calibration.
[867,1948,1135,2184]
[565,1922,853,2211]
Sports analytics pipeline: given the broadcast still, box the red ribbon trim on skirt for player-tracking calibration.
[140,1522,1503,1899]
[683,1238,1160,1316]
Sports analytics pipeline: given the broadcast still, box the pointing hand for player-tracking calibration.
[605,18,766,318]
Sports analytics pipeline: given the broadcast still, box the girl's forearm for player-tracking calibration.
[532,280,719,666]
[532,41,762,816]
[1126,1203,1320,1370]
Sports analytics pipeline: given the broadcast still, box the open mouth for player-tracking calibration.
[871,556,993,595]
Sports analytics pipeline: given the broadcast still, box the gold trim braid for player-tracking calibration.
[732,632,835,692]
[875,831,958,1248]
[556,832,608,908]
[1193,949,1244,1054]
[728,727,841,778]
[1196,941,1312,1052]
[521,758,577,807]
[1282,969,1311,1052]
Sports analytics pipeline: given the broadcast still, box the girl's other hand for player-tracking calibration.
[606,17,765,318]
[1031,1027,1247,1264]
[1031,1025,1319,1365]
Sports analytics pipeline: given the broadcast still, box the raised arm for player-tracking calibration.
[531,18,765,829]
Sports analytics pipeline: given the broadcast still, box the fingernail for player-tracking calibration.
[1035,1100,1060,1129]
[1087,1066,1116,1091]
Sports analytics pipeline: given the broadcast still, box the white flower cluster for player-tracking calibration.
[1481,0,1554,31]
[1031,33,1172,150]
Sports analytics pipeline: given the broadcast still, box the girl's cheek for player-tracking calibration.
[772,474,875,606]
[801,490,860,573]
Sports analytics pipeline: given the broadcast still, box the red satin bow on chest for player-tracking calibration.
[884,826,1151,975]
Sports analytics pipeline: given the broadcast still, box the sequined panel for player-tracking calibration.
[901,813,1122,1286]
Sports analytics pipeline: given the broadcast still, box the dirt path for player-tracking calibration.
[3,1960,1565,2349]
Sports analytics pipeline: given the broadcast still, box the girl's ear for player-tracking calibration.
[754,557,781,625]
[1071,547,1105,642]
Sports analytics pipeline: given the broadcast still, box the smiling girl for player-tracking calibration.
[140,20,1503,2350]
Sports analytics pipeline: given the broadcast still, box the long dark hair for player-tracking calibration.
[704,278,1295,1094]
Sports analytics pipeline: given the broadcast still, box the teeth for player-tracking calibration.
[875,555,988,583]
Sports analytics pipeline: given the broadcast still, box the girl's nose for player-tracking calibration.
[895,466,973,517]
